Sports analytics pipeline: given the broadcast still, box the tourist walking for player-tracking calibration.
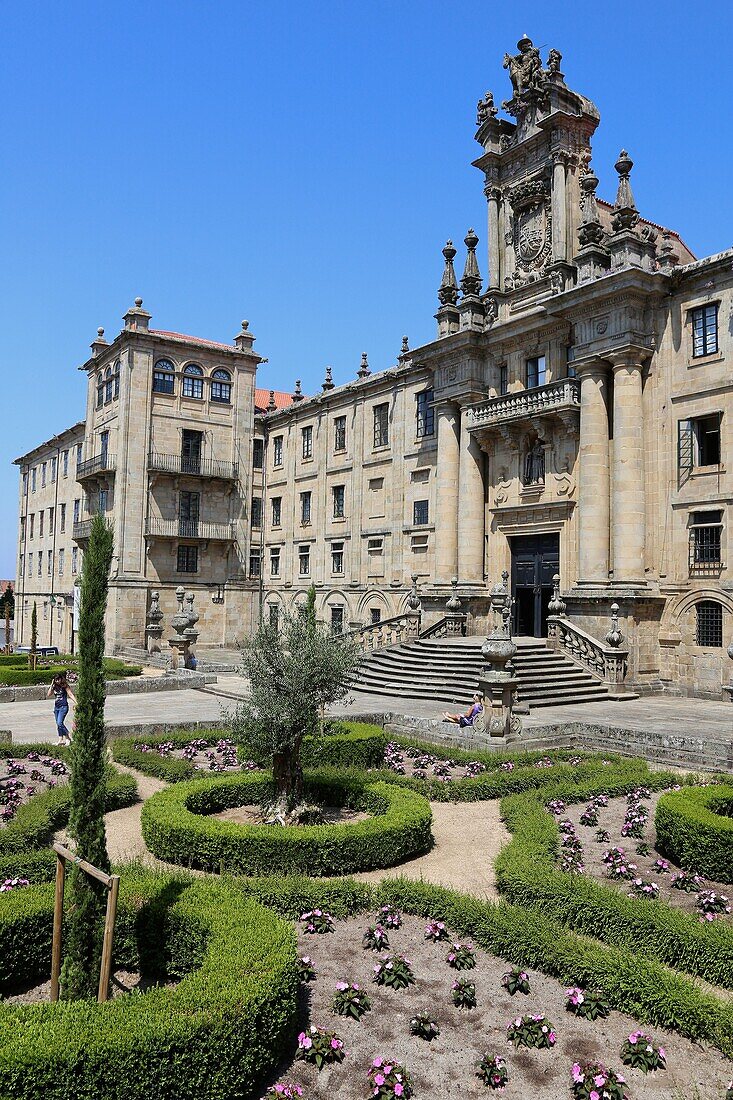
[46,672,75,745]
[443,693,483,728]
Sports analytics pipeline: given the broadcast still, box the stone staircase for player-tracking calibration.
[351,636,612,709]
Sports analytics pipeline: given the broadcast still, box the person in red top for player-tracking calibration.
[443,692,483,727]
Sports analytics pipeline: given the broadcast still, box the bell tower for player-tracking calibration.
[472,37,600,305]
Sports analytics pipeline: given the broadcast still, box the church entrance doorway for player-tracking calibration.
[509,533,560,638]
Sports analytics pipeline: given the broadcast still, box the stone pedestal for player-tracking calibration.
[146,590,163,655]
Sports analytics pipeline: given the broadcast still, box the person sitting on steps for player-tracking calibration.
[443,693,483,727]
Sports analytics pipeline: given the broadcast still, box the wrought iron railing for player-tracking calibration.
[148,452,238,480]
[145,517,237,541]
[77,453,116,479]
[72,517,112,541]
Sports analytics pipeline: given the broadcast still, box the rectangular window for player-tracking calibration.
[526,355,547,389]
[413,499,429,526]
[691,303,718,358]
[37,553,42,576]
[97,379,104,408]
[251,496,262,528]
[566,346,577,378]
[689,510,723,573]
[39,512,44,538]
[370,607,382,625]
[49,507,54,534]
[62,450,69,477]
[22,471,28,495]
[176,546,199,573]
[72,546,78,574]
[211,375,231,403]
[331,541,344,574]
[31,468,37,492]
[181,429,202,474]
[367,537,383,553]
[60,503,66,533]
[153,367,175,394]
[98,488,109,515]
[271,496,282,527]
[105,373,113,403]
[499,365,509,395]
[182,373,203,399]
[73,498,80,524]
[27,552,32,576]
[330,606,344,635]
[298,545,310,576]
[50,457,57,482]
[58,549,65,576]
[300,491,312,525]
[680,413,723,470]
[100,430,109,463]
[334,415,347,453]
[270,548,281,577]
[269,604,280,631]
[76,444,82,465]
[373,403,390,448]
[301,425,313,459]
[253,439,264,469]
[19,554,24,577]
[273,435,283,467]
[416,389,435,438]
[249,549,261,577]
[47,550,52,575]
[114,368,120,399]
[30,513,34,539]
[41,462,47,487]
[179,490,200,536]
[333,484,345,519]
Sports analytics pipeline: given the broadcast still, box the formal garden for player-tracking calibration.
[0,525,731,1099]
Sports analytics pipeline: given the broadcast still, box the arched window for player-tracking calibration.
[182,362,204,400]
[104,365,113,404]
[113,359,120,399]
[211,368,232,404]
[696,600,723,647]
[152,358,175,395]
[96,372,105,408]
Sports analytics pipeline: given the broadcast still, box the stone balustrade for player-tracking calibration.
[466,378,580,427]
[547,615,628,688]
[347,611,421,652]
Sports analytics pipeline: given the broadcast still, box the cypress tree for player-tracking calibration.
[29,601,37,669]
[61,514,114,1000]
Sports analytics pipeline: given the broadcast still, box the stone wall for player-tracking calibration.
[0,671,216,704]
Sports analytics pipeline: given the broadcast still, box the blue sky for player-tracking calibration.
[1,1,732,576]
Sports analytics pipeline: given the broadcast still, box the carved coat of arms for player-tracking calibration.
[508,178,552,281]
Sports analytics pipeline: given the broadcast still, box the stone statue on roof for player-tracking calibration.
[476,90,498,126]
[503,35,544,97]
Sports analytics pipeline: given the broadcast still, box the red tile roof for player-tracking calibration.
[255,388,294,412]
[150,329,237,352]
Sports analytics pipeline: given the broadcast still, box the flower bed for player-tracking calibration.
[0,870,298,1100]
[140,769,432,876]
[655,784,733,884]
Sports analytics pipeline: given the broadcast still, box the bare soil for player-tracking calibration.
[561,792,731,923]
[4,969,175,1005]
[259,914,732,1099]
[215,804,371,826]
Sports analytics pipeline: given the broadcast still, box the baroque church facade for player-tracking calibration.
[13,37,733,697]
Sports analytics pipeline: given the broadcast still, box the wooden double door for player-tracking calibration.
[509,533,560,638]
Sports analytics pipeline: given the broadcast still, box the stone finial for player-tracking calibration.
[657,230,680,269]
[611,150,639,232]
[446,576,462,612]
[357,353,371,379]
[322,366,335,391]
[292,379,305,402]
[184,591,199,638]
[460,228,482,297]
[90,326,109,357]
[547,574,566,616]
[437,240,459,306]
[407,573,421,612]
[123,295,151,332]
[398,335,411,363]
[171,586,189,638]
[267,389,276,412]
[605,602,624,648]
[234,319,255,351]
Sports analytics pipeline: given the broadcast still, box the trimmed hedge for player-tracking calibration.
[655,784,733,884]
[0,870,298,1100]
[141,768,433,875]
[0,658,142,686]
[112,722,387,783]
[495,781,733,989]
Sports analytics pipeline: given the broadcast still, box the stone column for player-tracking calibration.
[551,151,568,263]
[611,353,646,584]
[485,184,501,289]
[457,411,485,584]
[435,402,460,584]
[576,361,610,585]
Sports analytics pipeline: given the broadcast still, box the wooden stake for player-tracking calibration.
[97,874,120,1003]
[50,850,66,1002]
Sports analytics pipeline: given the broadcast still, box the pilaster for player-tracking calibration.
[575,360,610,586]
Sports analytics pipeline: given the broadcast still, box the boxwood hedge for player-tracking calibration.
[112,722,387,783]
[141,768,432,876]
[0,870,298,1100]
[495,781,733,989]
[655,784,733,884]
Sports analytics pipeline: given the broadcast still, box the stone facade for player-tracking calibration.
[12,36,733,696]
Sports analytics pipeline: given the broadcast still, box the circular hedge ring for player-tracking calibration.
[141,769,433,876]
[655,784,733,884]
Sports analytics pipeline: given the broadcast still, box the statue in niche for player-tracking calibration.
[503,36,544,97]
[523,439,545,486]
[476,90,498,126]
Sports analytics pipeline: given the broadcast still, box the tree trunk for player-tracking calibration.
[272,738,304,808]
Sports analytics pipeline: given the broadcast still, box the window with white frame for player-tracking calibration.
[182,363,204,399]
[331,541,344,574]
[298,544,310,576]
[273,435,283,467]
[691,303,718,358]
[211,368,232,403]
[270,548,281,576]
[301,425,313,459]
[153,358,175,395]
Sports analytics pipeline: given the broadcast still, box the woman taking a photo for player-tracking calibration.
[46,671,75,745]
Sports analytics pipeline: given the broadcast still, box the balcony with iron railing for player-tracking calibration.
[77,453,116,480]
[72,516,113,542]
[466,378,580,429]
[145,517,237,541]
[148,452,239,481]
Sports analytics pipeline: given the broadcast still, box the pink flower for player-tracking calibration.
[594,1074,606,1086]
[374,1074,385,1086]
[571,1064,583,1083]
[372,1058,383,1068]
[590,1092,600,1100]
[394,1086,403,1097]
